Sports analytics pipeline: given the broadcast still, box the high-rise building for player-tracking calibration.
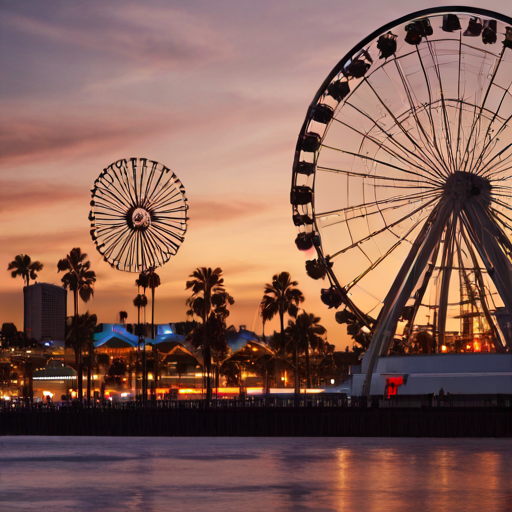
[24,283,67,342]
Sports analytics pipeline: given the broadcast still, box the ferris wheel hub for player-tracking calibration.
[443,172,491,203]
[131,207,152,230]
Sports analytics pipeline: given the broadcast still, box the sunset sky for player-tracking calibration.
[2,0,511,348]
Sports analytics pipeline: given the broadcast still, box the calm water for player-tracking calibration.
[1,436,512,511]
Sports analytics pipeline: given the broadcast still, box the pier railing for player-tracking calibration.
[2,393,512,412]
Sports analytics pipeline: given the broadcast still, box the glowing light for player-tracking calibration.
[93,375,99,380]
[148,373,154,381]
[252,347,258,352]
[33,376,76,380]
[71,391,77,398]
[2,396,11,401]
[42,391,53,398]
[474,341,481,352]
[466,344,471,350]
[330,379,335,384]
[441,345,447,352]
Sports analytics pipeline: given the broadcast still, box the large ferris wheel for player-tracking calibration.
[291,7,512,395]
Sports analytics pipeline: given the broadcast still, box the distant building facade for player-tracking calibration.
[24,283,67,342]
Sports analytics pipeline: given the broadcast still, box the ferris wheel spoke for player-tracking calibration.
[472,94,510,175]
[489,196,512,217]
[150,223,184,251]
[393,59,451,175]
[340,101,443,182]
[101,167,135,208]
[152,216,187,232]
[315,165,437,186]
[413,46,453,176]
[316,188,440,220]
[362,76,450,179]
[321,143,443,182]
[461,46,506,175]
[141,160,159,203]
[478,143,512,179]
[144,229,167,259]
[111,160,138,206]
[411,44,453,171]
[146,175,179,207]
[490,203,512,225]
[332,114,433,178]
[94,223,129,237]
[94,188,133,215]
[102,228,134,264]
[327,196,439,259]
[344,214,427,291]
[426,41,458,172]
[318,198,426,228]
[474,108,512,176]
[151,195,185,212]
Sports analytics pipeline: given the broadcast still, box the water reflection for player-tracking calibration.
[2,437,512,511]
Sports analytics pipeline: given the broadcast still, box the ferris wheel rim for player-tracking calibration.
[90,157,188,273]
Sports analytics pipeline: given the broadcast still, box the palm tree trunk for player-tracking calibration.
[87,353,92,407]
[203,307,212,406]
[136,304,141,401]
[74,290,83,404]
[278,311,285,388]
[151,286,157,402]
[294,342,300,406]
[306,341,312,389]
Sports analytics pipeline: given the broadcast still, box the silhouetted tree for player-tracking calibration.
[58,248,96,403]
[186,267,234,403]
[260,272,304,390]
[133,293,148,399]
[7,254,44,287]
[260,272,304,343]
[67,312,97,405]
[286,312,326,388]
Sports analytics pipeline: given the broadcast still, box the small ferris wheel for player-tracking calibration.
[90,157,188,273]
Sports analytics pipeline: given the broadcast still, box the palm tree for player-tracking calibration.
[57,248,96,403]
[186,267,234,403]
[119,311,128,324]
[260,272,304,340]
[7,254,44,287]
[135,271,149,323]
[146,269,160,339]
[260,272,304,389]
[67,312,97,406]
[286,312,327,389]
[133,293,148,400]
[147,269,160,400]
